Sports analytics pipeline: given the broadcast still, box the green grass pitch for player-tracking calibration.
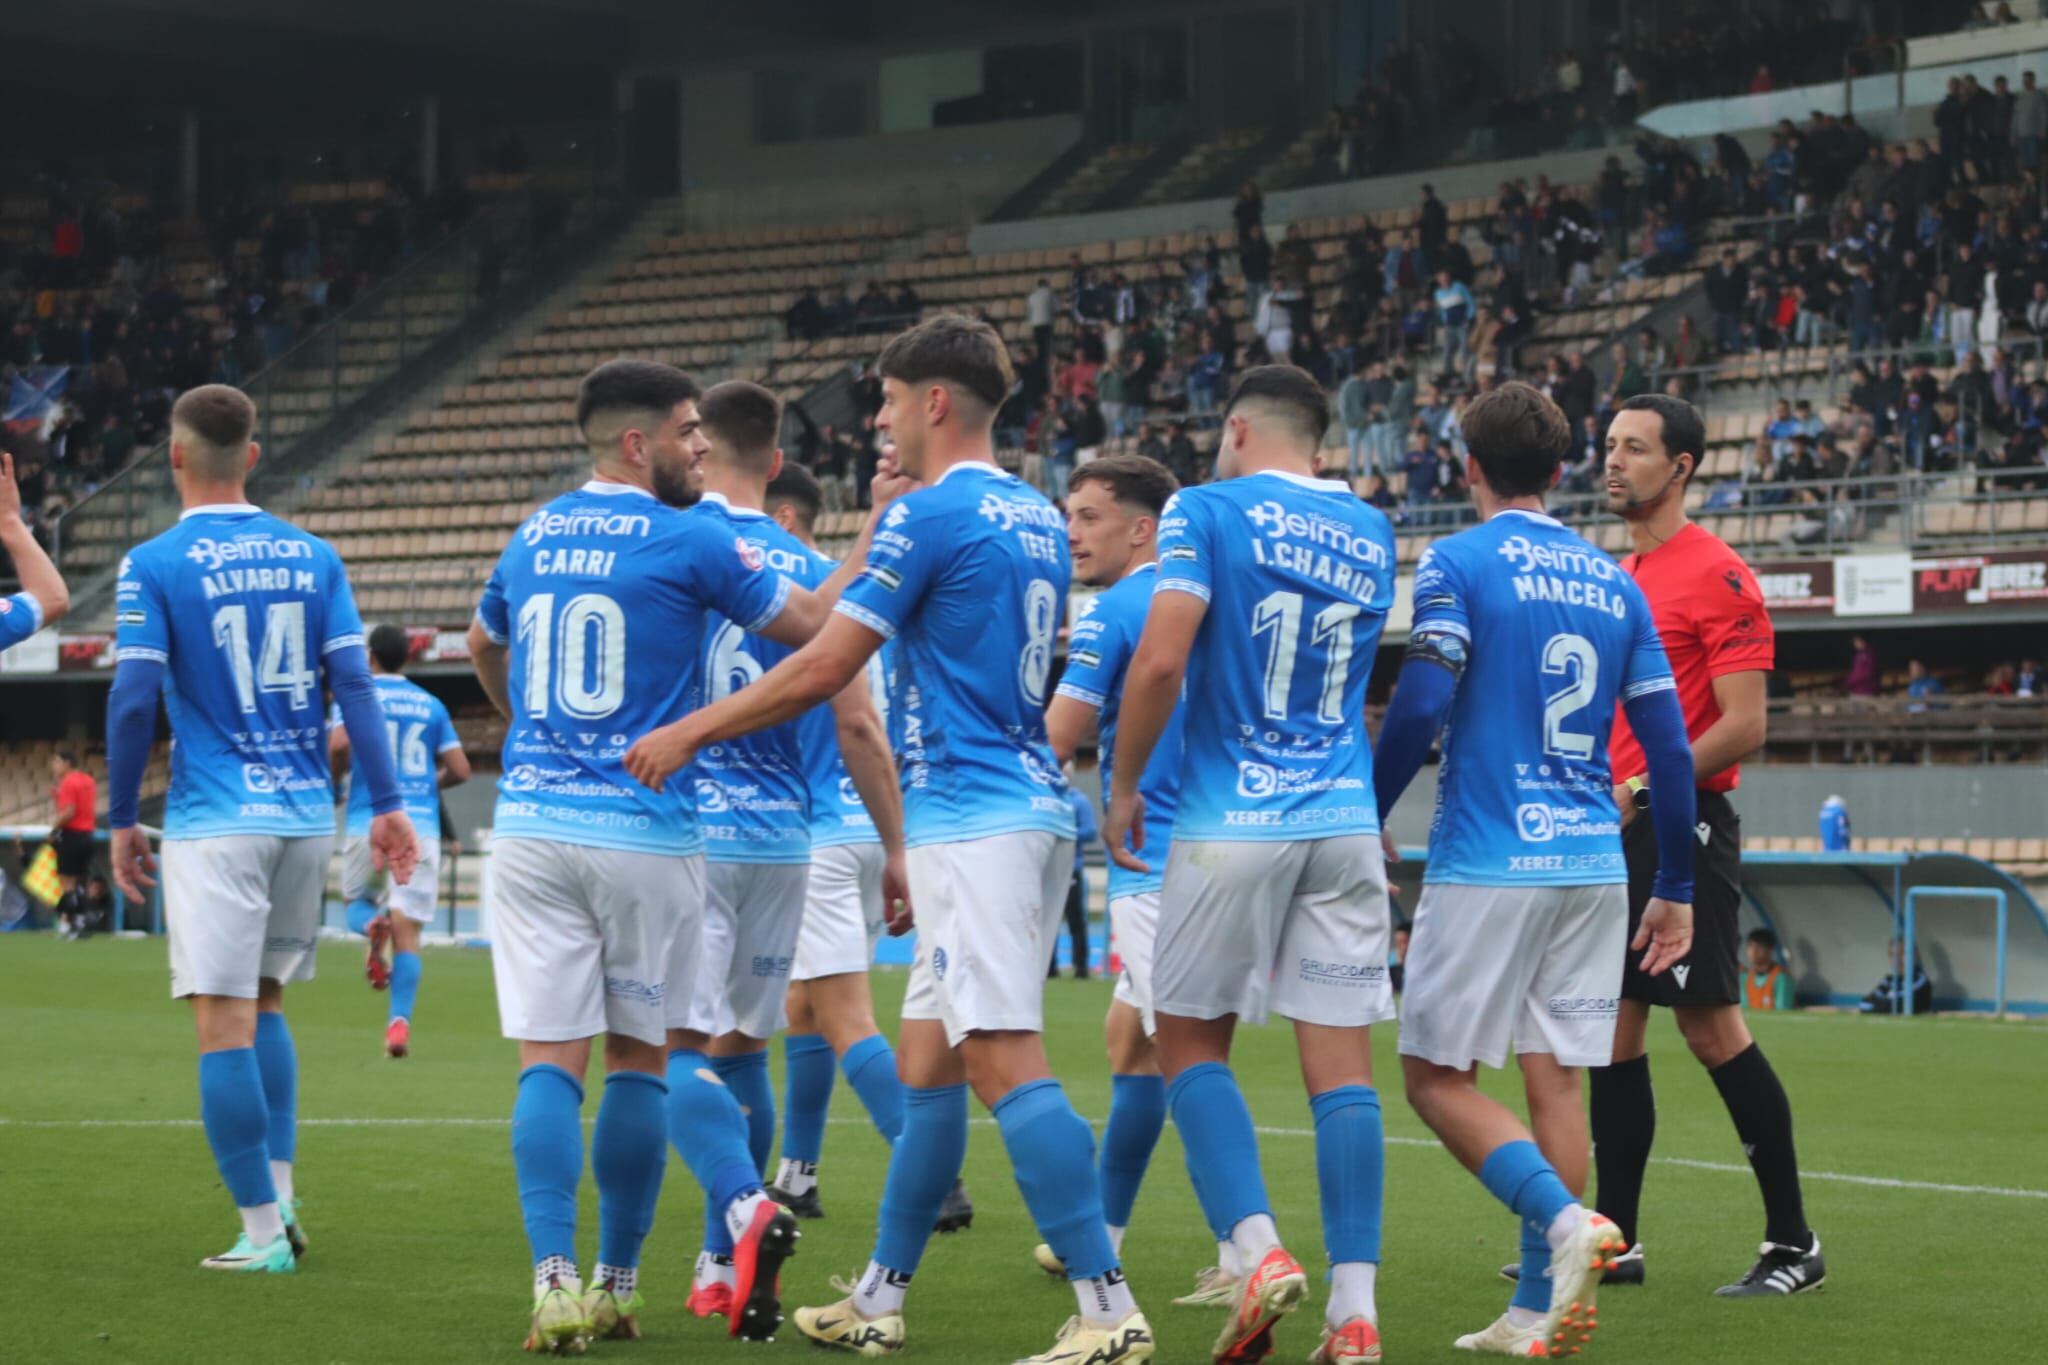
[4,935,2045,1363]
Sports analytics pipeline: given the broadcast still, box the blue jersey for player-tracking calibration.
[0,590,45,653]
[799,545,892,850]
[475,481,790,857]
[329,675,459,839]
[1409,509,1674,886]
[835,462,1076,846]
[686,494,816,865]
[1054,562,1183,897]
[112,504,366,838]
[1154,471,1394,842]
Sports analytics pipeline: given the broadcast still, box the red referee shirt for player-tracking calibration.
[55,769,97,832]
[1608,521,1774,794]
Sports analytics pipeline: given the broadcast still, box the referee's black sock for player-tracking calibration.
[1709,1042,1812,1251]
[1589,1053,1655,1248]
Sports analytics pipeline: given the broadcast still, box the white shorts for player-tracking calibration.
[674,861,810,1038]
[342,836,442,923]
[487,836,698,1047]
[164,834,333,999]
[900,830,1073,1047]
[1109,891,1160,1036]
[792,842,885,982]
[1397,883,1627,1070]
[1156,835,1395,1028]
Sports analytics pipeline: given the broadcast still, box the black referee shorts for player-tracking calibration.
[1620,789,1742,1007]
[53,828,96,880]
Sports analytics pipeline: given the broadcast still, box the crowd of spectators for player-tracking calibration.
[0,176,476,561]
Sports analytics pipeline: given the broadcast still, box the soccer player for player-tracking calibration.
[1590,392,1823,1296]
[328,622,470,1058]
[1031,453,1218,1296]
[1370,382,1697,1357]
[0,448,69,653]
[661,381,908,1321]
[625,316,1153,1365]
[1106,365,1395,1365]
[466,361,832,1352]
[758,462,931,1227]
[103,384,418,1274]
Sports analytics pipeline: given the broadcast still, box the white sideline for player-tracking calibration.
[2,1113,2042,1201]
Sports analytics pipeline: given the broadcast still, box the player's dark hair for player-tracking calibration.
[1068,453,1179,518]
[1224,364,1331,448]
[765,462,823,531]
[1619,392,1706,485]
[876,313,1014,411]
[1461,381,1571,498]
[171,384,257,476]
[575,360,700,442]
[698,379,782,471]
[1748,928,1779,950]
[368,623,411,674]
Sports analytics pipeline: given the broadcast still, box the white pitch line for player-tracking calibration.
[5,1113,2043,1201]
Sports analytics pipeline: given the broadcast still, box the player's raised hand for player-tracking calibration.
[109,826,157,902]
[881,849,913,935]
[624,721,697,792]
[370,810,421,886]
[1633,896,1694,975]
[1105,786,1151,874]
[0,450,22,524]
[871,444,919,507]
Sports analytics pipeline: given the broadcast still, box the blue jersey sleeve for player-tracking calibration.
[686,520,792,635]
[0,591,43,651]
[319,546,366,658]
[1408,543,1472,646]
[1054,594,1129,709]
[475,556,510,645]
[1152,492,1213,602]
[836,497,942,640]
[431,698,462,757]
[113,552,171,665]
[1619,580,1678,703]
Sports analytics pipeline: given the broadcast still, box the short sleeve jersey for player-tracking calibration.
[1153,471,1395,841]
[113,504,365,838]
[1408,510,1675,887]
[1054,563,1182,897]
[475,481,789,857]
[56,769,97,831]
[798,547,893,850]
[0,591,44,652]
[329,675,460,840]
[1607,522,1774,794]
[685,494,819,865]
[834,463,1076,847]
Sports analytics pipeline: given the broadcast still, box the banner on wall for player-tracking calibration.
[1749,550,2048,618]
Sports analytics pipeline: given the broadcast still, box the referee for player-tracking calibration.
[48,748,98,937]
[1595,394,1822,1296]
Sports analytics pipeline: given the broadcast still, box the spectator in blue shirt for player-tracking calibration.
[1432,268,1475,374]
[1904,659,1946,713]
[1051,780,1097,979]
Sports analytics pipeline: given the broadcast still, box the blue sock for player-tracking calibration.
[198,1048,277,1208]
[345,898,380,937]
[710,1051,776,1174]
[1100,1074,1166,1229]
[841,1032,905,1143]
[1511,1220,1553,1313]
[782,1034,835,1165]
[1168,1063,1270,1240]
[389,951,422,1024]
[252,1012,297,1167]
[994,1079,1119,1280]
[872,1083,969,1275]
[1478,1139,1577,1241]
[593,1071,668,1273]
[666,1049,761,1258]
[512,1064,584,1265]
[1310,1085,1383,1264]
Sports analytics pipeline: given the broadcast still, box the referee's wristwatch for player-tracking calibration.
[1623,775,1651,811]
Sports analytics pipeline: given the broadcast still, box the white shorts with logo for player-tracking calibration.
[674,860,811,1038]
[342,835,442,923]
[1397,882,1627,1070]
[900,830,1073,1047]
[487,836,699,1047]
[165,833,333,999]
[1156,835,1395,1028]
[1109,891,1161,1036]
[792,842,885,982]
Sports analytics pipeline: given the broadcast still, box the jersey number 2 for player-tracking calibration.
[1541,632,1599,760]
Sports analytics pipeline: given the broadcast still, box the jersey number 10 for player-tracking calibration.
[517,592,626,720]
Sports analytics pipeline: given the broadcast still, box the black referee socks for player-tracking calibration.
[1710,1042,1812,1251]
[1590,1053,1655,1248]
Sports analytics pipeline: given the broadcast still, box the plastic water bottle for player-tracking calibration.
[1819,795,1850,852]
